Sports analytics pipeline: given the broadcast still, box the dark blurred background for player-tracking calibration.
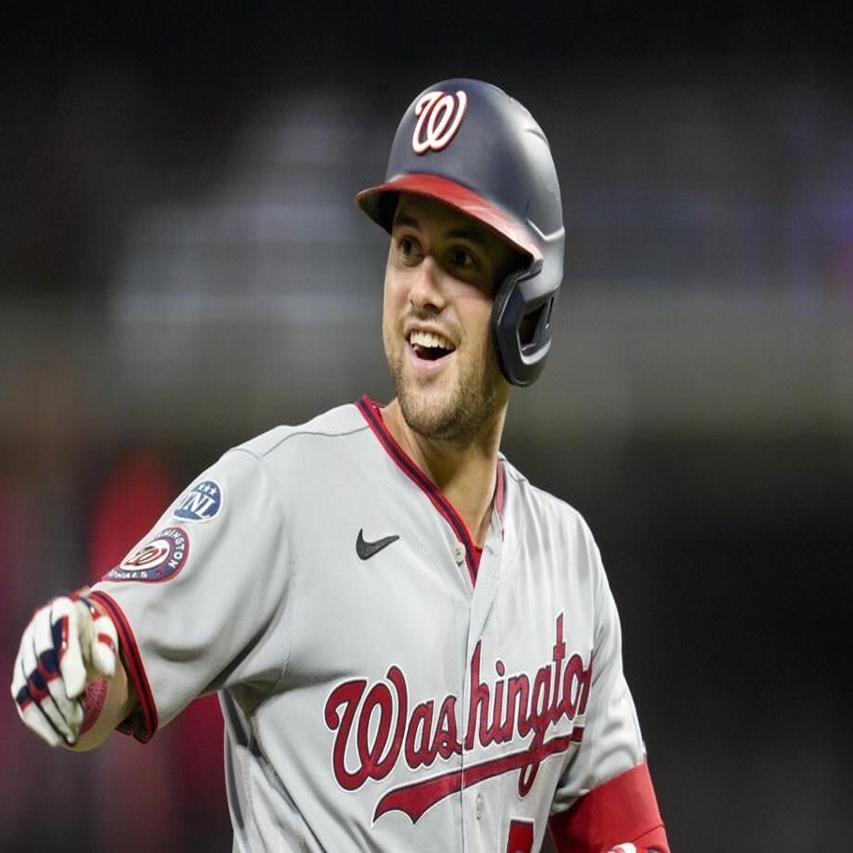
[2,3,851,851]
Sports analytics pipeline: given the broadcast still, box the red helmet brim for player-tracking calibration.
[355,173,541,263]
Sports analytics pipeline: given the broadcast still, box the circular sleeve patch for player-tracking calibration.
[103,527,190,583]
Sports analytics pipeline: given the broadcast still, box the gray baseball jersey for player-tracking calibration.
[91,397,646,852]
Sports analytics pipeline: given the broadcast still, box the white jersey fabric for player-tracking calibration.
[91,397,646,853]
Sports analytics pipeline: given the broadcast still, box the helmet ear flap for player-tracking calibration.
[492,260,556,387]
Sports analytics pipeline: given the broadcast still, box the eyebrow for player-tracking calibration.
[391,211,421,231]
[391,211,490,249]
[445,227,489,249]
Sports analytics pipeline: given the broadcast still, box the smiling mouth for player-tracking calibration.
[408,330,456,362]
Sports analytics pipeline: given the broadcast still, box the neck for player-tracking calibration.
[381,399,507,546]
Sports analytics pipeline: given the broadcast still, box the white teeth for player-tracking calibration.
[408,330,453,350]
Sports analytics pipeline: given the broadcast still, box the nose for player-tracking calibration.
[408,255,446,314]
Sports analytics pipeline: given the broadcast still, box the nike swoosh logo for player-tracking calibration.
[356,529,400,560]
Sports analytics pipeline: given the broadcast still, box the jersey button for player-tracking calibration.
[475,793,484,820]
[452,542,466,564]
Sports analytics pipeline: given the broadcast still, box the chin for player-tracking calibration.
[398,386,461,440]
[395,364,506,444]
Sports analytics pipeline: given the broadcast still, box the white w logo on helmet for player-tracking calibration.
[412,90,468,154]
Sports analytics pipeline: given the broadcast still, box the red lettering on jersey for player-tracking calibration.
[324,678,368,790]
[464,642,492,750]
[323,613,591,823]
[404,699,434,768]
[434,695,461,759]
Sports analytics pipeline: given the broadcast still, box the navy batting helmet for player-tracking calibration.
[356,78,565,386]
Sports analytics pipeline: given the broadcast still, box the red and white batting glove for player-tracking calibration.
[10,592,118,747]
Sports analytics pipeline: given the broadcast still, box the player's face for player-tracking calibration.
[382,194,519,443]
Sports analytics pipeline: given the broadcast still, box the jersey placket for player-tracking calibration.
[356,395,511,848]
[460,502,507,853]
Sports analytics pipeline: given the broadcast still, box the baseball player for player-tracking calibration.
[11,79,670,852]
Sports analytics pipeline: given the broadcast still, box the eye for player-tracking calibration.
[396,234,422,264]
[450,246,478,270]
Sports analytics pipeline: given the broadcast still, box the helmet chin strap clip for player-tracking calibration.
[492,259,554,387]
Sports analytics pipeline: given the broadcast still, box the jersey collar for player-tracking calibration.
[355,395,505,586]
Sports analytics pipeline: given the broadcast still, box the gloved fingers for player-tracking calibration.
[52,597,87,699]
[12,681,64,748]
[85,601,118,679]
[15,611,76,746]
[10,618,63,747]
[33,601,85,732]
[11,593,120,748]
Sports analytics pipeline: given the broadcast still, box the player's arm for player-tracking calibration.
[549,522,670,852]
[10,590,139,751]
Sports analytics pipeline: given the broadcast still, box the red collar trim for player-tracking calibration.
[356,395,504,586]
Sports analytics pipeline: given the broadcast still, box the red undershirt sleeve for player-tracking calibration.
[549,760,670,853]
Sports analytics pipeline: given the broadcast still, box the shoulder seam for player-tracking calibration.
[248,424,369,459]
[505,465,584,519]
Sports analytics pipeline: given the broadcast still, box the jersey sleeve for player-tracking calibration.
[90,447,291,742]
[549,528,668,851]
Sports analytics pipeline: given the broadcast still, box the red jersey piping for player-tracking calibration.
[355,395,504,586]
[90,590,158,742]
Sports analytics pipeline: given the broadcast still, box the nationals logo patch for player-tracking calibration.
[172,479,222,523]
[104,527,190,583]
[412,90,468,154]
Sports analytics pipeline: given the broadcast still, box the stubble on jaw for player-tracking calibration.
[385,332,509,446]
